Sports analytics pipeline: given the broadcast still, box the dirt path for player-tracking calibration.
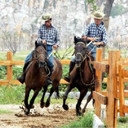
[0,100,94,128]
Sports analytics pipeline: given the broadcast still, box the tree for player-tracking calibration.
[87,0,115,30]
[103,0,114,30]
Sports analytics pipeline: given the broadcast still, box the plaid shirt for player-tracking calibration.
[83,22,107,59]
[38,24,60,46]
[83,22,107,44]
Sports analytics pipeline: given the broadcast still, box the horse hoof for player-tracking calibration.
[24,110,29,115]
[62,104,69,110]
[76,112,82,116]
[45,101,50,107]
[30,105,34,109]
[25,112,29,115]
[40,102,45,108]
[82,109,85,113]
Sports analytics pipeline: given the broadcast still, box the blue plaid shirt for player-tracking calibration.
[38,24,60,46]
[83,22,107,59]
[83,22,107,44]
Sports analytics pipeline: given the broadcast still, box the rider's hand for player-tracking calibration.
[93,42,104,46]
[53,44,59,50]
[81,36,87,40]
[42,40,46,44]
[87,37,96,42]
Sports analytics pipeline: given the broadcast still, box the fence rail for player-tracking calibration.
[0,52,70,85]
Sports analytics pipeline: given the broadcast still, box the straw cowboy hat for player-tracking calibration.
[42,13,52,21]
[92,10,105,19]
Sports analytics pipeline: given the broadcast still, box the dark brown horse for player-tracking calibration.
[62,36,97,116]
[24,42,62,115]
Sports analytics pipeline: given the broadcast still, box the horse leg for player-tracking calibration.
[62,84,73,111]
[82,90,93,113]
[76,90,87,116]
[24,89,40,115]
[24,87,31,115]
[40,85,48,108]
[55,85,59,98]
[45,86,54,107]
[45,81,59,107]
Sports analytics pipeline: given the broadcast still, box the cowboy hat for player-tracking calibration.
[42,13,52,21]
[92,10,105,19]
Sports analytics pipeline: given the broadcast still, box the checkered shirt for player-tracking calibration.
[38,24,60,46]
[83,22,107,44]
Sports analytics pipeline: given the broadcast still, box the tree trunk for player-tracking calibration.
[103,0,114,30]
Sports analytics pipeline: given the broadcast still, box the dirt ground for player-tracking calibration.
[0,101,94,128]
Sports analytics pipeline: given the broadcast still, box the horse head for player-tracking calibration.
[74,42,88,67]
[33,40,47,68]
[74,36,89,45]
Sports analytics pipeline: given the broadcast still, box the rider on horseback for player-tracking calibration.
[64,10,107,82]
[17,13,60,85]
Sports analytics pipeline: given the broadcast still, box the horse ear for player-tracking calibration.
[74,36,77,45]
[35,40,38,48]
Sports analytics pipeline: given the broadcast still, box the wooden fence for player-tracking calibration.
[0,51,70,85]
[93,48,128,128]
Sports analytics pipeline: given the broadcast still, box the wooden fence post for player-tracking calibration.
[94,48,103,117]
[119,64,125,116]
[7,52,13,82]
[106,50,120,128]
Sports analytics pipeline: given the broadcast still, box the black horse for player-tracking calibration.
[62,36,97,116]
[23,42,62,115]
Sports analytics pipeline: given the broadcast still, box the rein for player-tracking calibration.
[33,49,50,76]
[78,53,95,87]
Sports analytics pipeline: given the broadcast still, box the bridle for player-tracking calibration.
[75,42,96,87]
[33,45,50,76]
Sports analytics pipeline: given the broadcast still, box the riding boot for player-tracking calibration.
[64,61,75,82]
[17,62,30,84]
[46,66,53,85]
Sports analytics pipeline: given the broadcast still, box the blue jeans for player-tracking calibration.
[25,49,54,69]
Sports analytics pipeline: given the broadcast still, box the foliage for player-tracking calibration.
[86,0,99,11]
[118,116,128,128]
[0,85,77,104]
[0,85,25,104]
[62,111,93,128]
[0,66,6,79]
[111,3,125,18]
[118,116,127,123]
[13,66,23,79]
[53,46,74,59]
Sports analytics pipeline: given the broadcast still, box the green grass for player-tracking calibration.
[0,85,76,105]
[62,111,93,128]
[0,85,25,104]
[0,109,13,114]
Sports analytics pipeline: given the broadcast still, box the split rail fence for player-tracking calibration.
[0,51,69,85]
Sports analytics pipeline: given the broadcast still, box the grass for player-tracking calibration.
[62,111,93,128]
[118,116,128,128]
[0,85,76,105]
[0,109,13,114]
